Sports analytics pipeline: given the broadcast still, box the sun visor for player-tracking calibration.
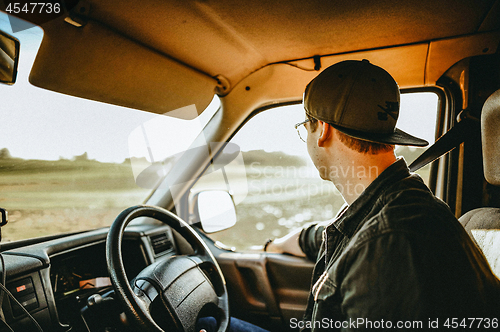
[29,18,217,119]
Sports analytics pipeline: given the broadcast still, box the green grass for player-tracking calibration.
[0,158,151,242]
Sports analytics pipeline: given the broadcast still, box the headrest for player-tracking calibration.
[482,89,500,186]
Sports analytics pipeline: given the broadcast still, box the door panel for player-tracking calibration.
[266,255,314,325]
[215,252,314,331]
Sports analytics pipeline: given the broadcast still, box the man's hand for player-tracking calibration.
[264,227,306,257]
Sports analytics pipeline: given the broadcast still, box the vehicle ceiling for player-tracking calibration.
[15,0,500,117]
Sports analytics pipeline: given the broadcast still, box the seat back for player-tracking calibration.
[459,89,500,278]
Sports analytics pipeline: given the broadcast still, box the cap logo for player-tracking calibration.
[377,101,398,121]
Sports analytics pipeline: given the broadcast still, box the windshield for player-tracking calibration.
[0,15,219,242]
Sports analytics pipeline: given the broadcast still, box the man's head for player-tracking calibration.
[303,59,428,149]
[301,60,429,202]
[305,113,393,154]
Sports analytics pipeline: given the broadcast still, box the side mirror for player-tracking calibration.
[0,29,20,85]
[194,191,237,233]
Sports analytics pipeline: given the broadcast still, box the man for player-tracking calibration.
[199,60,500,331]
[267,60,500,331]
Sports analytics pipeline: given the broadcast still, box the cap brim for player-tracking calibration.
[327,122,429,147]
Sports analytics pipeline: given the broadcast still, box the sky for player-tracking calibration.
[0,12,438,164]
[0,13,218,163]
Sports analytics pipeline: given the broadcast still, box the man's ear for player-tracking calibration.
[317,121,332,147]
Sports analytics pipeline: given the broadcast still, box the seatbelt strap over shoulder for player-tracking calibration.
[408,109,480,172]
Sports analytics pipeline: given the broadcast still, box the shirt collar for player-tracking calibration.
[330,158,411,238]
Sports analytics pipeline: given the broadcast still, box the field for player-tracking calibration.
[0,157,150,242]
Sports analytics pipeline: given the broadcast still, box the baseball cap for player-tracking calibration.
[303,59,428,146]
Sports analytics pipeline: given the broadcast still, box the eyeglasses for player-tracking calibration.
[294,118,310,142]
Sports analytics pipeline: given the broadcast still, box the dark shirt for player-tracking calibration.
[299,159,500,331]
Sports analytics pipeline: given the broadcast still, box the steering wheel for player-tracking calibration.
[106,205,230,332]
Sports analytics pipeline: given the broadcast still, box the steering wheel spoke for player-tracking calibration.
[133,279,158,306]
[106,205,229,332]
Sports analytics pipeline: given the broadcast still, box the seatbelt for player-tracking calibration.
[409,110,480,172]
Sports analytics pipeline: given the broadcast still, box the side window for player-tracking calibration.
[193,92,438,250]
[395,92,439,185]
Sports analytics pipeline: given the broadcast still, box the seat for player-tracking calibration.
[459,89,500,278]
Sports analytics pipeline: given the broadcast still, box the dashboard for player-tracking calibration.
[0,224,177,332]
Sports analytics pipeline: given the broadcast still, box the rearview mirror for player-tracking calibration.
[0,29,20,85]
[194,191,237,233]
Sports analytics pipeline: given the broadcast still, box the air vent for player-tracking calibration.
[149,232,173,256]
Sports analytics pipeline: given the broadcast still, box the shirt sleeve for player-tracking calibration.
[299,204,348,261]
[299,223,325,261]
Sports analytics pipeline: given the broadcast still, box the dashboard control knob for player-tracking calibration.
[87,294,103,307]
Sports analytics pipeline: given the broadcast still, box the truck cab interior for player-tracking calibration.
[0,0,499,331]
